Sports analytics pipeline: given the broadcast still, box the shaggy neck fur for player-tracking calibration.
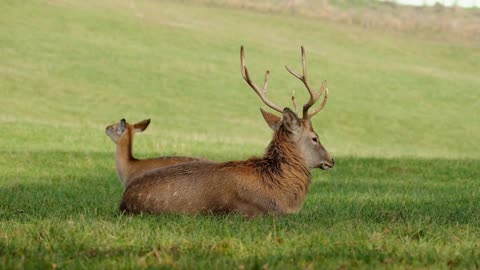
[255,124,311,191]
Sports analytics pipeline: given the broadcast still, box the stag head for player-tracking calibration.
[241,46,334,170]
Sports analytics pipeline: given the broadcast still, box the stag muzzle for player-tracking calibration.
[319,158,335,170]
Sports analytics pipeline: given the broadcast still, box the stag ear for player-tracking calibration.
[282,108,301,133]
[133,119,151,133]
[260,108,281,131]
[118,119,127,135]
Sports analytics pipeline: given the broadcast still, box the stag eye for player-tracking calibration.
[312,137,318,143]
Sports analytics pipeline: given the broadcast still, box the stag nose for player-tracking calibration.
[332,158,335,166]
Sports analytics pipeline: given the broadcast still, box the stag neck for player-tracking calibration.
[255,127,311,200]
[263,127,309,173]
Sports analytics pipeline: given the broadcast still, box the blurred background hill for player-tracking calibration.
[1,0,478,159]
[191,0,480,42]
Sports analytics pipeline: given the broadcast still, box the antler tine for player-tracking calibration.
[307,87,328,118]
[240,46,283,113]
[291,89,298,115]
[285,46,328,119]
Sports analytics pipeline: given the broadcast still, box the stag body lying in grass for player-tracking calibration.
[106,119,207,188]
[120,47,334,217]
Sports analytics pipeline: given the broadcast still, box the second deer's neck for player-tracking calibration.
[115,133,135,183]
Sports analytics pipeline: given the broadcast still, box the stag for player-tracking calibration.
[120,46,334,216]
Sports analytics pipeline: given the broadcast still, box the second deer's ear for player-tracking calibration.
[118,119,127,135]
[282,108,301,132]
[133,119,151,133]
[260,108,281,131]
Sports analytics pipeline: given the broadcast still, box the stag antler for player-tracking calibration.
[241,46,284,113]
[285,46,328,120]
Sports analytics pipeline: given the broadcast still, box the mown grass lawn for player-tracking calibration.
[1,0,479,269]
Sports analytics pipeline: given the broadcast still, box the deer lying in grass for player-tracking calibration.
[106,119,208,188]
[120,46,334,217]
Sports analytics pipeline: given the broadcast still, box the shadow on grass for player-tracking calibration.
[0,150,479,226]
[1,151,479,269]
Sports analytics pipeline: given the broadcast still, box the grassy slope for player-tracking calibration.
[1,0,479,269]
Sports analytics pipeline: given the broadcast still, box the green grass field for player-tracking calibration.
[1,0,480,269]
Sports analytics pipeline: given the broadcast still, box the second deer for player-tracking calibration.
[106,119,209,188]
[120,46,334,217]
